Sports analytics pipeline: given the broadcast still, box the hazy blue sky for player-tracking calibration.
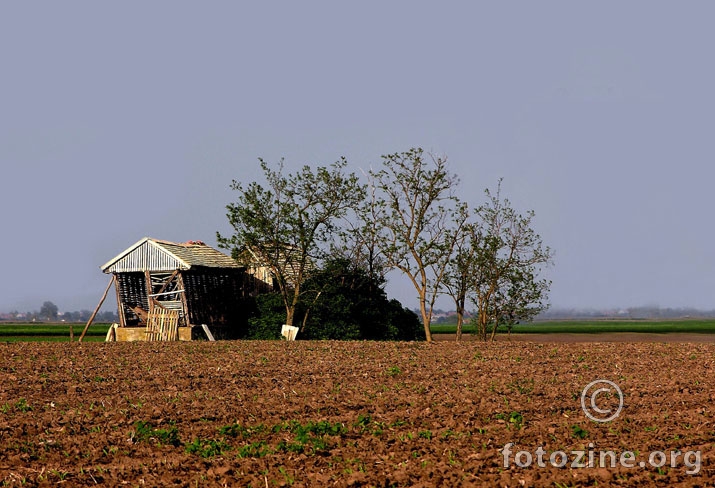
[2,2,715,313]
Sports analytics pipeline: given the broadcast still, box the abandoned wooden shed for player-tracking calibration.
[99,237,271,341]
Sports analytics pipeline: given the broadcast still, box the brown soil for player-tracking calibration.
[0,340,713,487]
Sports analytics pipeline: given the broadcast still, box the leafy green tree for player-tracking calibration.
[218,158,365,333]
[371,148,467,342]
[467,181,553,341]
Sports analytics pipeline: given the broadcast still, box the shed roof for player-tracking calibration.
[101,237,242,273]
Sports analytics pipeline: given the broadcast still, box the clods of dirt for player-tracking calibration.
[0,340,712,486]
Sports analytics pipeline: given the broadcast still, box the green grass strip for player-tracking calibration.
[430,320,715,335]
[0,323,111,342]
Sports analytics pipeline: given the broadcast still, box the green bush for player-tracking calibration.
[299,258,424,341]
[237,259,424,341]
[243,293,283,340]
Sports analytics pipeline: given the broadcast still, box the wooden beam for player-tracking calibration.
[105,324,116,342]
[79,276,114,343]
[155,269,180,296]
[201,324,215,341]
[145,271,153,314]
[148,289,185,298]
[130,305,149,322]
[115,273,127,327]
[176,273,190,326]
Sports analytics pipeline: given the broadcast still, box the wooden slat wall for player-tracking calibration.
[116,272,150,326]
[182,269,247,326]
[145,309,180,341]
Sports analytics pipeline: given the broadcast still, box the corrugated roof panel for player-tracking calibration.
[103,240,187,273]
[102,237,242,273]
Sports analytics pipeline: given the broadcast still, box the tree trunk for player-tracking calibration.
[456,309,463,342]
[478,308,488,342]
[285,281,302,327]
[419,297,433,342]
[300,291,322,333]
[489,312,499,342]
[455,294,466,342]
[285,290,296,327]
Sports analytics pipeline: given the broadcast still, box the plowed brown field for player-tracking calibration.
[1,340,713,487]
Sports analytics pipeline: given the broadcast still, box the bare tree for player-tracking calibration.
[441,220,475,342]
[372,148,466,342]
[468,180,553,341]
[334,168,389,287]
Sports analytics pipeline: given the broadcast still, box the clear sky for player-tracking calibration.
[2,2,715,314]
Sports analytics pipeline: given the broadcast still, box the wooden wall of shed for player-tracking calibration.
[182,269,250,330]
[114,268,267,335]
[116,272,150,326]
[115,271,189,327]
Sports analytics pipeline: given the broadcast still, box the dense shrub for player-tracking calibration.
[242,293,283,340]
[239,259,424,341]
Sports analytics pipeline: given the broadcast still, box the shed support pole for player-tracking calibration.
[115,273,126,327]
[79,276,114,343]
[145,271,153,315]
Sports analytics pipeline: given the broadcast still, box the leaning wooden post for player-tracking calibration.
[79,276,114,343]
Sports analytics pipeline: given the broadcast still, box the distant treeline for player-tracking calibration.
[0,312,118,323]
[537,306,715,320]
[426,306,715,324]
[0,301,118,323]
